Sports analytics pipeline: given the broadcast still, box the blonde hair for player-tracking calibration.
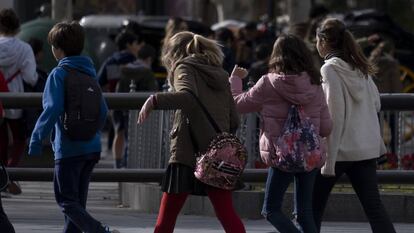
[161,31,224,73]
[162,17,188,49]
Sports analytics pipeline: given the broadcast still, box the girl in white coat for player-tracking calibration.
[313,18,396,233]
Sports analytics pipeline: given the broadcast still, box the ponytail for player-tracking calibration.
[342,30,377,76]
[162,31,224,75]
[318,18,377,77]
[186,34,224,67]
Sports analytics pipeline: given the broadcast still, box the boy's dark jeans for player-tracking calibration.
[0,195,15,233]
[313,158,396,233]
[54,153,106,233]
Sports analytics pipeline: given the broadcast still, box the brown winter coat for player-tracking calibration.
[155,55,239,168]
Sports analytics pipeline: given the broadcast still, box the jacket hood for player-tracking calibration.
[0,37,29,67]
[58,56,96,77]
[324,57,366,102]
[178,55,229,91]
[270,72,321,105]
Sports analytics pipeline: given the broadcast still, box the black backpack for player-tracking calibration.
[61,66,102,141]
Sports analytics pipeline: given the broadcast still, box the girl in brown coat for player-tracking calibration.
[138,31,245,233]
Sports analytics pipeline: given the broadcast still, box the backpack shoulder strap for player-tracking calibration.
[59,65,90,77]
[5,70,21,84]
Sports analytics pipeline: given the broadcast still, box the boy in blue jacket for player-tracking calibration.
[28,21,118,233]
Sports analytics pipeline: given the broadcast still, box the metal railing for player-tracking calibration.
[2,92,414,183]
[7,168,414,184]
[2,92,414,110]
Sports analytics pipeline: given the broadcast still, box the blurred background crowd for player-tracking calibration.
[1,0,414,92]
[2,0,414,171]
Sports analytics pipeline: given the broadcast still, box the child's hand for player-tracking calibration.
[137,95,154,124]
[231,65,248,79]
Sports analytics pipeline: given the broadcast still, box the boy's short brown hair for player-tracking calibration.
[48,21,84,56]
[0,8,20,35]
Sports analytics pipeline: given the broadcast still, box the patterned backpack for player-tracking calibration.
[194,132,247,190]
[187,90,247,190]
[271,105,326,172]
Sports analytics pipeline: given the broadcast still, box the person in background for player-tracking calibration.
[138,31,246,233]
[161,17,188,50]
[25,37,48,136]
[369,39,403,155]
[369,39,403,93]
[215,27,236,74]
[230,34,332,233]
[245,42,272,87]
[27,37,48,86]
[117,44,158,93]
[28,21,116,233]
[313,18,396,233]
[98,31,142,92]
[0,8,38,195]
[235,22,256,69]
[97,31,142,168]
[114,44,158,168]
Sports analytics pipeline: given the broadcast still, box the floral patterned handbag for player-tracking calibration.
[270,105,326,172]
[187,90,247,190]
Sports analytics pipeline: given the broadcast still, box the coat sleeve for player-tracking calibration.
[368,76,381,112]
[229,75,266,113]
[320,65,345,176]
[155,64,197,111]
[29,69,65,155]
[20,44,38,87]
[319,88,333,137]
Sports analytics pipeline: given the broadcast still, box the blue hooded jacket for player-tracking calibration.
[29,56,108,160]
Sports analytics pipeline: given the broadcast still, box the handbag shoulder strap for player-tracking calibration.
[186,89,222,133]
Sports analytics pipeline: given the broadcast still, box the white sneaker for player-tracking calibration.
[103,225,120,233]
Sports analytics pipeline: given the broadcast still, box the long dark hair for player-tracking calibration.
[269,34,321,85]
[317,18,377,76]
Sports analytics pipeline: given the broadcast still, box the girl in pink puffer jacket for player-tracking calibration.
[230,34,332,233]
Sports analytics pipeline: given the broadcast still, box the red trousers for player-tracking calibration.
[0,119,26,167]
[154,188,246,233]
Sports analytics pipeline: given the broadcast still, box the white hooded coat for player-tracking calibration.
[0,36,38,119]
[321,57,386,176]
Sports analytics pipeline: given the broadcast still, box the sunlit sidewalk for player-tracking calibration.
[3,182,413,233]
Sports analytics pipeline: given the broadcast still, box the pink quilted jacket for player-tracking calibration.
[230,72,333,161]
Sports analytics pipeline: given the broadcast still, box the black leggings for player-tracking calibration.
[313,158,396,233]
[0,195,15,233]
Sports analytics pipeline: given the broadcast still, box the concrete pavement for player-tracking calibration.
[2,181,414,233]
